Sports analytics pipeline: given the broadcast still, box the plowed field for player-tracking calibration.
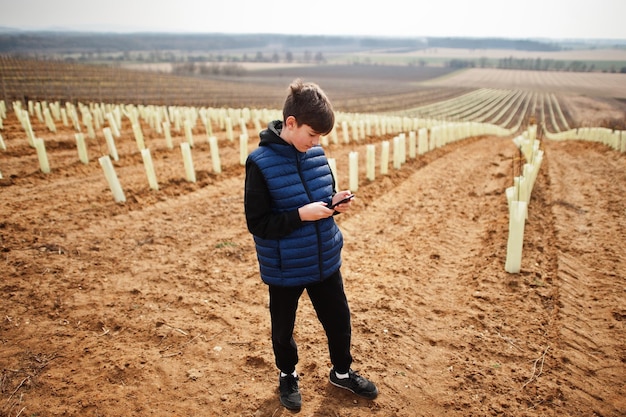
[0,68,625,416]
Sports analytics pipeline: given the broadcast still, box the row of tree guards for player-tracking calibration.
[0,99,513,181]
[0,100,623,274]
[87,118,511,203]
[505,125,543,273]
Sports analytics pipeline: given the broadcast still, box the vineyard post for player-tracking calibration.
[408,131,416,159]
[366,144,375,182]
[399,133,407,164]
[437,125,446,148]
[85,114,96,139]
[505,201,527,274]
[35,102,43,122]
[429,126,437,151]
[225,117,234,142]
[92,106,103,131]
[163,121,173,150]
[528,151,544,193]
[418,128,428,155]
[103,128,119,161]
[341,121,349,144]
[348,151,358,192]
[43,107,56,132]
[605,130,617,150]
[239,134,248,166]
[180,142,196,183]
[98,155,126,203]
[353,121,360,141]
[173,109,182,132]
[154,106,168,135]
[33,138,50,173]
[380,118,387,136]
[208,136,221,174]
[68,105,81,132]
[0,132,6,151]
[373,117,381,137]
[393,136,401,170]
[515,175,528,208]
[106,113,120,138]
[75,133,89,164]
[184,119,194,147]
[141,148,159,191]
[21,110,35,147]
[351,121,359,142]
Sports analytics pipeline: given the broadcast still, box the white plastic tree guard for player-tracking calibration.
[98,155,125,203]
[180,142,196,183]
[141,148,159,191]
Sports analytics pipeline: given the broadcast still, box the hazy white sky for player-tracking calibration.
[1,0,625,40]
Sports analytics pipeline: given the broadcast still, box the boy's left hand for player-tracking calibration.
[330,191,354,213]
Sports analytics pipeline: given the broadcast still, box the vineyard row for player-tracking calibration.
[1,93,624,183]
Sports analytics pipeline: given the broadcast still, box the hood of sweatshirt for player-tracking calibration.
[259,120,289,148]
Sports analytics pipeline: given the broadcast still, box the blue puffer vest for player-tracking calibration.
[248,142,343,287]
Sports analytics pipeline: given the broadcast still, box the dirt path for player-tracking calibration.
[1,115,624,416]
[542,140,626,416]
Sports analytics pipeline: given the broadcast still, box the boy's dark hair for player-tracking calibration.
[283,79,335,135]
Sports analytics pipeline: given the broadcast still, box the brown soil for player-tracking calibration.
[0,104,624,417]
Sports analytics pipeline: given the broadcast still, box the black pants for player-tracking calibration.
[268,269,353,375]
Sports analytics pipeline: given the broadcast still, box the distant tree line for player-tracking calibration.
[171,50,327,77]
[446,57,626,73]
[0,32,567,55]
[2,32,624,74]
[430,37,562,52]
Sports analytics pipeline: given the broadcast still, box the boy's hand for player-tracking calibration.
[298,191,355,221]
[329,191,354,213]
[298,202,335,221]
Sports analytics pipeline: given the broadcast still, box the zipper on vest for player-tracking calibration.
[296,153,325,281]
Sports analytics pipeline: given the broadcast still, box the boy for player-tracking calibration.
[244,79,378,410]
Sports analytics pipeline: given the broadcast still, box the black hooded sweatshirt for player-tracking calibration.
[244,120,305,240]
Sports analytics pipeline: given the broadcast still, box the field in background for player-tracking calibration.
[2,56,625,128]
[421,68,626,98]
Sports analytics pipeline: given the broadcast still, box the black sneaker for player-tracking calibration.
[278,374,302,410]
[329,368,378,399]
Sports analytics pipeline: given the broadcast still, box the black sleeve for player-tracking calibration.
[244,160,304,239]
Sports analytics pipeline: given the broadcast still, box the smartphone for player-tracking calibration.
[329,194,354,209]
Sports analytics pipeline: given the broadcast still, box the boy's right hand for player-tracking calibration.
[298,202,335,221]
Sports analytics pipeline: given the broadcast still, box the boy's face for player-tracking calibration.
[281,116,322,152]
